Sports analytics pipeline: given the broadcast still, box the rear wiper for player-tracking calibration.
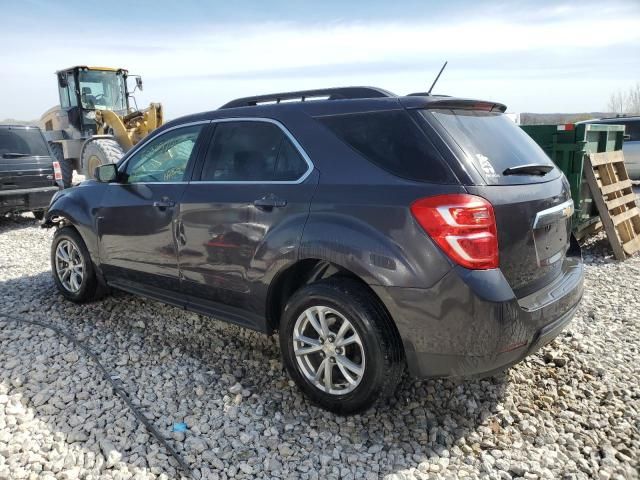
[503,164,554,176]
[1,152,31,158]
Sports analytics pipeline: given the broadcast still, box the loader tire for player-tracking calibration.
[49,142,73,188]
[81,138,125,179]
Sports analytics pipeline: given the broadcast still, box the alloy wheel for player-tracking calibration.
[55,239,84,293]
[292,305,365,395]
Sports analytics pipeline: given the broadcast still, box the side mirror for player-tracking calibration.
[623,134,631,141]
[95,163,118,183]
[136,76,143,91]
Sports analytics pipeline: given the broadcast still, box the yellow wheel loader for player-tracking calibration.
[40,66,163,187]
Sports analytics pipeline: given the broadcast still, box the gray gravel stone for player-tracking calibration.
[0,214,638,480]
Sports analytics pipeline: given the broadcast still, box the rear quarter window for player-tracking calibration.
[425,109,558,185]
[317,110,456,183]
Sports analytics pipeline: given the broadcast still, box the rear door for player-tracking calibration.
[177,119,317,327]
[0,127,54,192]
[97,123,207,295]
[421,108,573,297]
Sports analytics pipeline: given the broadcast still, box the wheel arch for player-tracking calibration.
[43,186,105,263]
[45,211,90,252]
[265,259,403,348]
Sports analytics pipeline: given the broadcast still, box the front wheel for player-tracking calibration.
[51,227,98,303]
[81,138,125,179]
[279,278,404,414]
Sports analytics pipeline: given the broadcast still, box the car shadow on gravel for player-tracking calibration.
[1,270,509,478]
[0,213,42,233]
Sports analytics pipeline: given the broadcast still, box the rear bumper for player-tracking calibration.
[0,186,58,214]
[373,243,584,379]
[405,301,579,379]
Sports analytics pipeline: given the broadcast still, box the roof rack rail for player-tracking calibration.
[220,86,396,109]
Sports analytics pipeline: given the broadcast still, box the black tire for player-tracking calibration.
[279,278,404,414]
[81,138,125,179]
[32,210,45,221]
[51,227,98,303]
[48,142,73,188]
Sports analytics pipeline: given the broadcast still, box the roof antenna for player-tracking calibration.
[427,61,448,95]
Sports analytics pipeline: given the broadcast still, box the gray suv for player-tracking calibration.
[44,87,584,413]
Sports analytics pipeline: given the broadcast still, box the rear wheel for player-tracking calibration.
[51,227,98,303]
[48,141,73,188]
[81,138,125,179]
[279,278,404,414]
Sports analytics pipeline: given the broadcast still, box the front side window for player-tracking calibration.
[58,83,70,108]
[67,74,78,108]
[200,121,309,182]
[124,125,202,183]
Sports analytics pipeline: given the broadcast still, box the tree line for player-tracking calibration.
[608,83,640,115]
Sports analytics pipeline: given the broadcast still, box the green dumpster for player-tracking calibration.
[521,123,626,237]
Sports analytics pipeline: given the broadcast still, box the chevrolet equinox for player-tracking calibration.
[44,87,584,413]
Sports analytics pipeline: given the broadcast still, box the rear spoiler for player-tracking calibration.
[401,96,507,113]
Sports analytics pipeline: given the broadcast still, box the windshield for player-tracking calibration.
[424,109,557,185]
[0,127,49,156]
[78,70,127,112]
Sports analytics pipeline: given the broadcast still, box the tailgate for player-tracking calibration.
[421,108,575,297]
[0,156,55,191]
[468,177,573,298]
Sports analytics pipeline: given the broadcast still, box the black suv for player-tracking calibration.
[1,125,60,219]
[44,87,584,413]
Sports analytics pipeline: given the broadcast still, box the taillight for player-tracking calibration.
[410,194,499,270]
[52,161,62,181]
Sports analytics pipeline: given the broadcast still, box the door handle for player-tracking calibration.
[253,194,287,210]
[153,197,176,209]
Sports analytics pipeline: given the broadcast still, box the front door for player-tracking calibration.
[177,119,317,327]
[97,123,207,296]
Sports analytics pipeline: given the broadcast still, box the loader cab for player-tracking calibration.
[56,66,131,135]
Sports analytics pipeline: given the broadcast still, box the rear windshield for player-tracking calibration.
[424,109,557,185]
[0,127,49,157]
[317,110,456,183]
[614,120,640,141]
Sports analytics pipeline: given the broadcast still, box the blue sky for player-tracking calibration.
[1,0,639,120]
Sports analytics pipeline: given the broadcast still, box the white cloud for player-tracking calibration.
[1,7,639,119]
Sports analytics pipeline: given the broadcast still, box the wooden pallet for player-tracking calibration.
[584,151,640,260]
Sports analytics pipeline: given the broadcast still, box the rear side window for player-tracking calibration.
[317,110,455,183]
[621,121,640,141]
[200,121,309,182]
[0,128,49,157]
[425,109,556,185]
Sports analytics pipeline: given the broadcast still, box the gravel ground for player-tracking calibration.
[0,213,638,480]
